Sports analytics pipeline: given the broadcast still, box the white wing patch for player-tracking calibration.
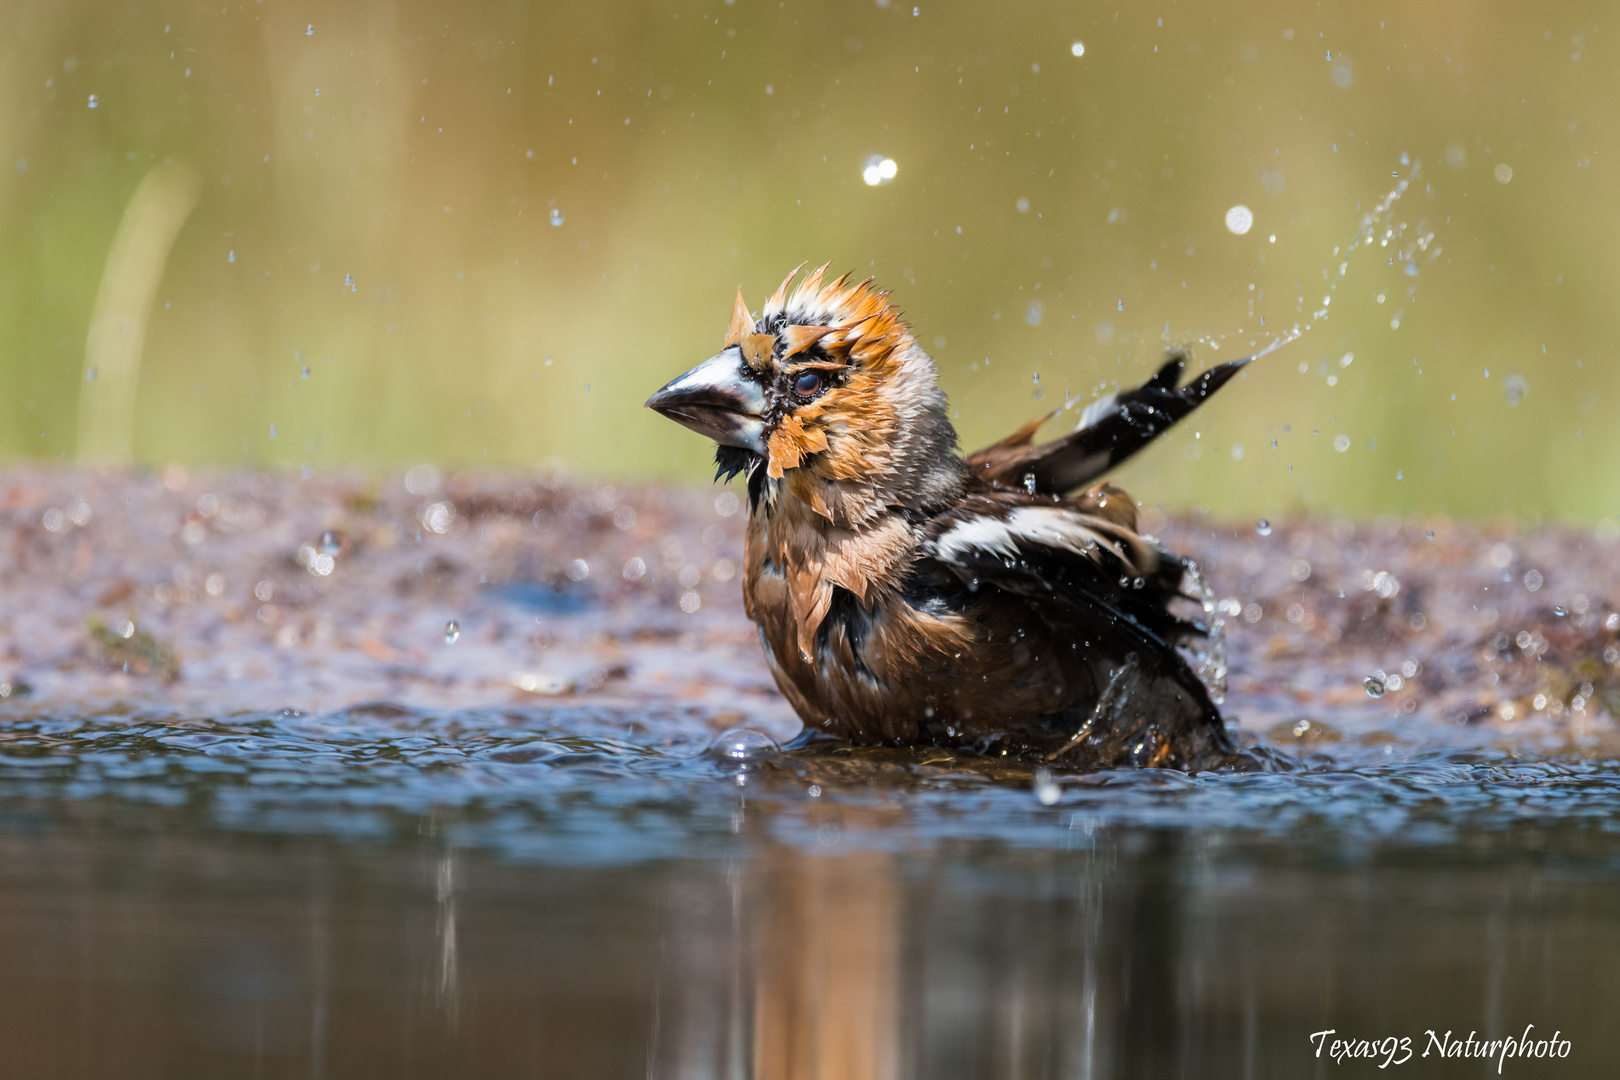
[1075,393,1119,432]
[933,514,1022,561]
[934,506,1128,566]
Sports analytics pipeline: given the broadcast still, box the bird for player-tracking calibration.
[646,265,1249,769]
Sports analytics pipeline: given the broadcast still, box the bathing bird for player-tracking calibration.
[646,265,1247,768]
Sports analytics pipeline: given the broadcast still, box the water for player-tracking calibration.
[4,704,1620,1075]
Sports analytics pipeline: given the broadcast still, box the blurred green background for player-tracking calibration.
[0,0,1614,520]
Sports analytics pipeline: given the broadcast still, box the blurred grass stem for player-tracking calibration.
[78,161,200,464]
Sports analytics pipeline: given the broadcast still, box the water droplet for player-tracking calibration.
[319,530,341,555]
[1023,472,1037,494]
[1494,162,1513,183]
[1364,673,1387,698]
[1553,605,1568,617]
[706,727,780,764]
[305,23,314,35]
[1033,768,1061,806]
[118,620,136,640]
[1256,519,1272,536]
[227,250,236,263]
[422,501,453,534]
[344,272,356,291]
[1333,434,1351,452]
[444,620,460,644]
[87,94,98,108]
[301,366,310,378]
[861,154,898,186]
[1070,41,1085,57]
[549,207,564,226]
[1224,205,1254,235]
[85,367,98,381]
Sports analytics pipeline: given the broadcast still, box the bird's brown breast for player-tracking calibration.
[741,498,1105,745]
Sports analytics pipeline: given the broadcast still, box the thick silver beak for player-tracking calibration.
[645,349,768,453]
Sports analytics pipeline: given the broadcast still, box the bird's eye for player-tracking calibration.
[793,371,824,398]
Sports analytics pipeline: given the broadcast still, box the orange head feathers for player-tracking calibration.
[647,265,963,526]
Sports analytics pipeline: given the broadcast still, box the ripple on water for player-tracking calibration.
[1,705,1619,865]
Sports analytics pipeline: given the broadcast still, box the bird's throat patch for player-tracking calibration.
[766,413,828,478]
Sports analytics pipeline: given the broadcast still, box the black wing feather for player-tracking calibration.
[921,504,1222,726]
[967,353,1250,495]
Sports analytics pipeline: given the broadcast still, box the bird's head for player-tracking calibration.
[646,264,961,525]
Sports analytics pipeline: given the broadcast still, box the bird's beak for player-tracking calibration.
[645,349,768,453]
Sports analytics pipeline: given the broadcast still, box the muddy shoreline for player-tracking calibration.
[0,466,1614,762]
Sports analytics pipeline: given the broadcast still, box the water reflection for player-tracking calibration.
[752,847,900,1080]
[3,794,1619,1076]
[2,706,1620,1073]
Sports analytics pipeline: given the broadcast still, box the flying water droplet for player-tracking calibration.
[1363,672,1387,698]
[1033,768,1061,806]
[301,366,310,378]
[861,154,898,186]
[444,620,460,645]
[318,530,341,555]
[1256,519,1272,536]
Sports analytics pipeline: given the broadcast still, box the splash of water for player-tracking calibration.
[1172,158,1438,368]
[1182,559,1228,704]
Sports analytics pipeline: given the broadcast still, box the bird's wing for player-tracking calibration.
[921,493,1219,719]
[965,354,1249,495]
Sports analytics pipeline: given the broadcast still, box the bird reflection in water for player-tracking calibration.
[751,846,900,1080]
